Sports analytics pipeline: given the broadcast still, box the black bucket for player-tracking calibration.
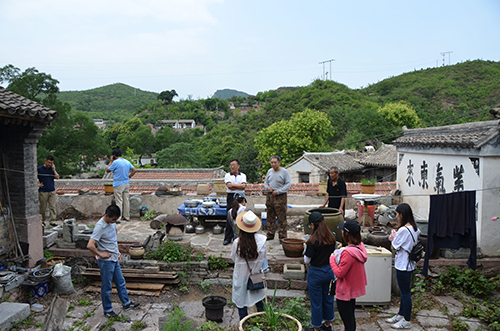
[202,296,227,322]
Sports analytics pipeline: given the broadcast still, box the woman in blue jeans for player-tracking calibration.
[304,211,337,331]
[387,203,421,329]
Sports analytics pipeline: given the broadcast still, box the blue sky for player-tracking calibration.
[1,0,499,99]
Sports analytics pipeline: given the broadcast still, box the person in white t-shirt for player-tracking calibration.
[386,203,421,329]
[223,159,247,245]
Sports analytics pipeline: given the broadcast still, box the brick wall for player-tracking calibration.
[0,122,46,265]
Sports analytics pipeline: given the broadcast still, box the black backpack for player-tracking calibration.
[406,227,424,263]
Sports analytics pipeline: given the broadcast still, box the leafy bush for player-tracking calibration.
[163,306,192,331]
[282,297,311,328]
[208,254,229,270]
[437,266,497,298]
[145,241,193,262]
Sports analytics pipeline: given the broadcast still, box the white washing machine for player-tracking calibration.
[357,245,392,306]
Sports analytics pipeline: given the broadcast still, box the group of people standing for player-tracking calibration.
[39,153,419,328]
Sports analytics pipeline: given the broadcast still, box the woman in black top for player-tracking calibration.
[304,211,337,331]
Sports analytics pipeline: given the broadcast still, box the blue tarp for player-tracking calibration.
[177,204,227,217]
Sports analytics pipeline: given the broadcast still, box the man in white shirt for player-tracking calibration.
[223,159,247,245]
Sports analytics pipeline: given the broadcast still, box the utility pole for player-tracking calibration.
[440,51,453,66]
[319,59,335,80]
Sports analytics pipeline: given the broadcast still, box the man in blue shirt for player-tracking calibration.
[106,149,136,222]
[37,155,60,223]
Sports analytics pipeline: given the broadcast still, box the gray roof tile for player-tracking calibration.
[0,86,58,123]
[393,120,500,149]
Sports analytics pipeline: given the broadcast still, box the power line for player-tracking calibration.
[318,59,335,80]
[440,51,453,66]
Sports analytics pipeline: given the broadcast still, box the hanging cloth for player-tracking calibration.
[422,190,477,276]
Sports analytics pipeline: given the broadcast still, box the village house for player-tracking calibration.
[394,120,500,256]
[0,87,58,266]
[285,145,397,184]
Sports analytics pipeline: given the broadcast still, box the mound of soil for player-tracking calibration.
[58,206,88,221]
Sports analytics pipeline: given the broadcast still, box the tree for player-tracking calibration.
[2,65,107,175]
[378,101,422,128]
[254,109,334,172]
[4,67,59,101]
[156,142,204,168]
[157,89,178,103]
[104,117,155,155]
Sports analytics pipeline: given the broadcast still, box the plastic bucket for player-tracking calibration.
[30,280,49,298]
[304,208,344,242]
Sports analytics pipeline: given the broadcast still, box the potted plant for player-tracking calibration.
[239,287,302,331]
[104,182,114,194]
[360,178,376,194]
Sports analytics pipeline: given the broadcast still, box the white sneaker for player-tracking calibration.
[386,315,403,324]
[392,319,411,329]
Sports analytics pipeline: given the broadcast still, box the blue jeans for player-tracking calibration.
[396,269,413,321]
[307,264,335,328]
[238,300,264,320]
[98,260,131,313]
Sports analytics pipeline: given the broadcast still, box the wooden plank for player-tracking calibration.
[92,281,165,291]
[85,285,161,297]
[85,268,177,276]
[42,296,70,331]
[82,272,179,284]
[81,270,177,280]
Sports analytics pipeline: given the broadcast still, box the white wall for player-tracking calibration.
[397,151,500,256]
[287,159,323,184]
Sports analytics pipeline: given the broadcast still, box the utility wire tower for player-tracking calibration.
[319,59,335,80]
[440,51,453,66]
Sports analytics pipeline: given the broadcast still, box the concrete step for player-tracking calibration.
[0,302,31,331]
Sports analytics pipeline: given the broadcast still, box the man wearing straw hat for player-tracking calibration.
[230,211,267,320]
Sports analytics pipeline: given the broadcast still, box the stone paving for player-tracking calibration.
[25,218,494,330]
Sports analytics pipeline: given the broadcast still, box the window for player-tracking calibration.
[298,173,310,183]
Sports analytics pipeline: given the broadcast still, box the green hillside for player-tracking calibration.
[58,83,158,122]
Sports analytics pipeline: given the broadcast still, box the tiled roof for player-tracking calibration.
[359,144,397,168]
[132,172,214,180]
[0,86,58,123]
[286,150,365,173]
[393,120,500,149]
[55,182,396,196]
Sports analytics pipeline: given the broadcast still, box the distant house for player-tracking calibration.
[159,119,196,130]
[394,120,500,256]
[92,119,109,130]
[285,146,398,184]
[359,143,398,182]
[285,150,365,183]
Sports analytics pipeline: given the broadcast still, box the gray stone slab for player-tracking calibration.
[434,296,463,315]
[0,302,31,331]
[272,289,306,299]
[457,316,487,331]
[416,309,450,328]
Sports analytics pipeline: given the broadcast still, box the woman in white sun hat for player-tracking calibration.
[231,210,267,320]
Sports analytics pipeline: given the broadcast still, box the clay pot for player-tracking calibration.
[366,231,391,251]
[281,238,305,258]
[129,244,145,259]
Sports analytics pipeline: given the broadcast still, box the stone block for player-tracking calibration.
[283,264,305,280]
[43,231,58,248]
[290,280,307,290]
[440,247,481,259]
[0,302,31,331]
[264,273,289,289]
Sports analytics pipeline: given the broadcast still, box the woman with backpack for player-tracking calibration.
[386,203,421,329]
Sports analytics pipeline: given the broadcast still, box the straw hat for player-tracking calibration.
[235,211,261,233]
